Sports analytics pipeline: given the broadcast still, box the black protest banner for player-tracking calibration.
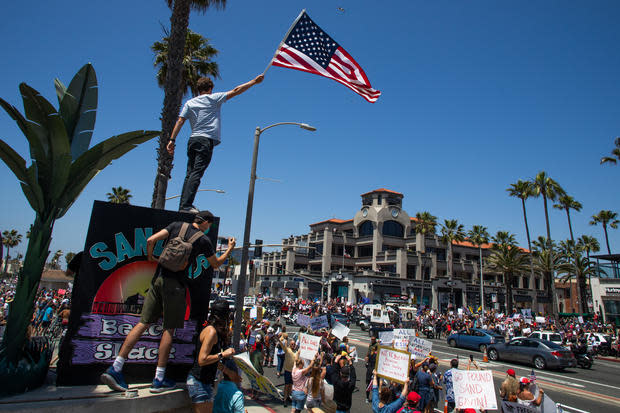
[57,201,219,385]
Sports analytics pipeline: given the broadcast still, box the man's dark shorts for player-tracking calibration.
[284,370,293,385]
[141,276,186,329]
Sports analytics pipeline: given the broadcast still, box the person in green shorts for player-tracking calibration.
[101,210,235,393]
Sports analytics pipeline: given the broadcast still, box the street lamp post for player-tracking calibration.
[164,188,225,201]
[231,122,316,350]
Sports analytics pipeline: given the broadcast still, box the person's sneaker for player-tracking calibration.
[100,366,128,392]
[180,207,199,214]
[150,377,176,393]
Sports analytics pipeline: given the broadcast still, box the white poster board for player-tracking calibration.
[378,330,394,345]
[250,307,258,319]
[331,322,350,340]
[578,316,584,323]
[393,329,415,351]
[535,316,546,324]
[310,315,329,330]
[299,333,321,360]
[371,309,391,323]
[453,370,497,410]
[408,336,433,359]
[376,346,411,384]
[244,296,256,306]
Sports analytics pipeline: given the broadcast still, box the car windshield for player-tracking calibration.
[549,334,562,342]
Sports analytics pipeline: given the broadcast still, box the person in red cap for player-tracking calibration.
[516,377,544,407]
[499,368,519,402]
[396,391,422,413]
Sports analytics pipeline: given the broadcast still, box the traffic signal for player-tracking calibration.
[253,239,263,257]
[249,260,254,271]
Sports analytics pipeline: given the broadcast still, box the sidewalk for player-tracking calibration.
[596,355,620,363]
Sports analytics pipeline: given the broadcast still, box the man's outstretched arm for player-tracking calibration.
[226,75,264,100]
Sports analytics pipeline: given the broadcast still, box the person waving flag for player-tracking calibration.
[266,10,381,103]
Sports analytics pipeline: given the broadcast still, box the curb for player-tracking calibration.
[596,356,620,363]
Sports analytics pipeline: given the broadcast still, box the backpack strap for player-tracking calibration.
[178,222,190,240]
[187,230,204,245]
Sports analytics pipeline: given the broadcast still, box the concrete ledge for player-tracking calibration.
[0,383,191,413]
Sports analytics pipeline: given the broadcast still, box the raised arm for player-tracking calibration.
[226,75,264,100]
[207,237,237,269]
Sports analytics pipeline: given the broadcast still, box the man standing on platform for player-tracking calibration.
[167,74,264,213]
[101,211,235,393]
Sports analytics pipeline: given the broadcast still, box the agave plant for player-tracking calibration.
[0,64,158,394]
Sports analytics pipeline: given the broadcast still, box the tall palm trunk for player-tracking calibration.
[603,224,611,254]
[566,209,585,313]
[152,0,191,209]
[521,198,538,312]
[542,194,559,317]
[1,215,54,363]
[505,272,514,313]
[2,247,10,274]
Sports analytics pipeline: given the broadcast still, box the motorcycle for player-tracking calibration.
[575,352,593,369]
[424,325,435,339]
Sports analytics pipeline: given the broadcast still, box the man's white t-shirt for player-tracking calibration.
[179,92,227,144]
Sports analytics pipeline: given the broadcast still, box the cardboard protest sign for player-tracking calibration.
[535,316,546,324]
[57,201,219,385]
[378,330,394,345]
[244,296,256,306]
[408,336,433,359]
[310,315,329,330]
[234,353,283,400]
[375,346,411,384]
[392,329,415,351]
[296,314,311,327]
[578,316,584,323]
[453,370,497,410]
[331,321,350,340]
[250,307,258,319]
[299,333,321,360]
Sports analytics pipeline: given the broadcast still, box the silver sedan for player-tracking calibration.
[487,337,577,370]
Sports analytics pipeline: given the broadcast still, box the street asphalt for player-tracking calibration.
[253,324,620,413]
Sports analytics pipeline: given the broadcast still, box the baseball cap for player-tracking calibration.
[407,391,421,404]
[520,377,530,384]
[507,369,516,376]
[195,210,214,223]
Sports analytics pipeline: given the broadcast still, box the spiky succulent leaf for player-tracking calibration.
[60,63,97,160]
[56,130,159,218]
[19,84,72,203]
[0,98,47,167]
[54,78,67,105]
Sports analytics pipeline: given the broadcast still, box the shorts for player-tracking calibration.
[141,276,186,329]
[284,370,293,385]
[186,373,215,404]
[291,390,307,410]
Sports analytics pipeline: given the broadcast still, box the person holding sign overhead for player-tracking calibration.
[371,369,409,413]
[291,355,316,413]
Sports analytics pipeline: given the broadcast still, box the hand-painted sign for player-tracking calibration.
[57,201,219,385]
[296,314,311,327]
[244,296,256,306]
[331,322,350,340]
[375,346,410,384]
[310,315,329,330]
[234,353,283,400]
[408,336,433,359]
[299,333,321,360]
[453,370,497,410]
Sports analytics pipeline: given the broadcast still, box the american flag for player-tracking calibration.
[271,11,381,103]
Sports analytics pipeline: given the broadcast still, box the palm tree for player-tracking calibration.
[106,186,133,204]
[468,225,490,312]
[577,235,600,311]
[487,240,529,313]
[553,195,582,243]
[151,0,227,209]
[415,211,438,235]
[0,64,158,388]
[557,255,597,313]
[440,219,466,280]
[507,179,538,311]
[558,239,586,313]
[600,137,620,165]
[531,171,565,317]
[1,230,22,274]
[590,210,619,255]
[152,29,220,97]
[65,252,76,268]
[50,250,63,270]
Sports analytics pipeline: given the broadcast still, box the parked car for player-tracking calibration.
[584,332,614,355]
[487,337,577,370]
[528,331,564,347]
[447,328,505,352]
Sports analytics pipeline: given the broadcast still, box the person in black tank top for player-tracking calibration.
[186,300,236,413]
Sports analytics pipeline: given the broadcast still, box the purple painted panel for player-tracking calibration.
[76,313,196,342]
[71,339,195,364]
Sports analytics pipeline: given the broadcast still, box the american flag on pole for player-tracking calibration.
[269,10,381,103]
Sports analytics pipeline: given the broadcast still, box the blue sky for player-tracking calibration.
[1,1,619,264]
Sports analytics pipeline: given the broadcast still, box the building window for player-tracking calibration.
[382,220,404,237]
[407,265,416,279]
[512,278,519,288]
[379,264,396,273]
[358,245,373,257]
[359,221,373,237]
[523,278,529,289]
[535,278,540,290]
[377,195,382,205]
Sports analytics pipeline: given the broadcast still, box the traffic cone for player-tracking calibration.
[416,330,420,337]
[444,399,449,413]
[483,347,489,363]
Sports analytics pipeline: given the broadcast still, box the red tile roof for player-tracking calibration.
[360,188,403,197]
[453,240,530,253]
[310,218,354,226]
